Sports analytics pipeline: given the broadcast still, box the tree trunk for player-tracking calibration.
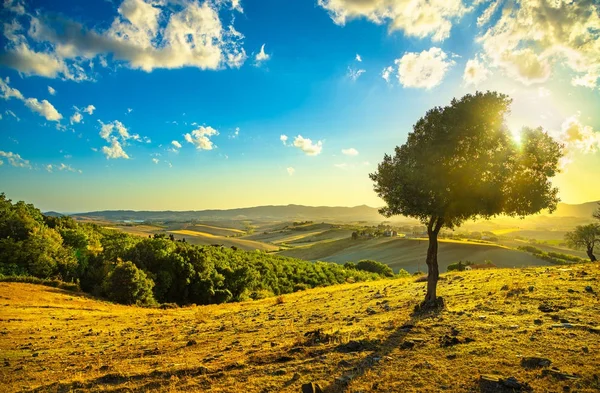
[424,223,441,304]
[587,247,597,262]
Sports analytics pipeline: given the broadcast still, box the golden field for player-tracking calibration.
[1,264,599,392]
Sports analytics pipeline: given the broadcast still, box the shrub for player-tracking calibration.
[355,259,394,277]
[447,260,474,272]
[103,261,155,306]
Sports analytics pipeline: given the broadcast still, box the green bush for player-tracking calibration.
[0,275,79,291]
[355,259,394,277]
[518,245,543,254]
[103,261,155,306]
[447,260,474,272]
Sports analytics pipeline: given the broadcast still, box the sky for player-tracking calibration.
[0,0,599,212]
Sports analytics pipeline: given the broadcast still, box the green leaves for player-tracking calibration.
[370,91,562,227]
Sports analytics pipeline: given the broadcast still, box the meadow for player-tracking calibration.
[1,263,599,392]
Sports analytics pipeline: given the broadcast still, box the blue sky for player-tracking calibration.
[1,0,599,212]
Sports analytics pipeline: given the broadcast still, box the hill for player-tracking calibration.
[67,200,599,223]
[279,237,552,273]
[2,264,599,392]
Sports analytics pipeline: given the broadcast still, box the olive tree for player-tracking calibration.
[565,224,600,262]
[370,92,562,307]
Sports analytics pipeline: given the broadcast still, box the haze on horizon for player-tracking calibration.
[1,0,599,213]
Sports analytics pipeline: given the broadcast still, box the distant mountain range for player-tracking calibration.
[58,200,599,223]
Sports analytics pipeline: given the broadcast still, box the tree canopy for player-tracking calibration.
[370,91,562,305]
[565,224,600,262]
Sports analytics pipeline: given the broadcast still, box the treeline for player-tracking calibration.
[0,194,394,306]
[517,245,586,264]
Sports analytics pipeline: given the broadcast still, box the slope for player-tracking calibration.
[2,264,599,392]
[279,237,551,273]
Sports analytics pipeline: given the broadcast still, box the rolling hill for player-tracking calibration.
[279,237,553,273]
[65,200,599,223]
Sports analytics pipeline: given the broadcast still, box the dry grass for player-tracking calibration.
[1,264,599,392]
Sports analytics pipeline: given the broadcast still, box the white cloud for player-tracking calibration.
[83,105,96,115]
[102,138,129,159]
[47,86,56,95]
[334,163,348,169]
[293,135,323,156]
[554,114,600,156]
[318,0,468,42]
[287,167,295,176]
[0,77,62,121]
[342,148,358,156]
[395,47,454,89]
[70,111,83,124]
[99,119,133,141]
[355,53,362,62]
[463,57,489,85]
[280,134,288,145]
[152,158,159,164]
[23,97,62,121]
[184,125,219,150]
[229,127,240,139]
[0,0,248,80]
[0,77,24,100]
[171,140,182,149]
[5,109,19,121]
[47,163,80,173]
[381,66,393,83]
[255,44,270,63]
[477,0,500,27]
[478,1,600,87]
[0,150,31,168]
[347,67,366,81]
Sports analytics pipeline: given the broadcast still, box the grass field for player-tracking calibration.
[168,229,279,251]
[279,237,554,273]
[2,264,599,392]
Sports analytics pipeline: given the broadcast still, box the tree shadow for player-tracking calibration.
[321,301,445,393]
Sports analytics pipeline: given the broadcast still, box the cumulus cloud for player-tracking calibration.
[0,77,62,121]
[463,57,489,85]
[83,105,96,115]
[477,0,600,87]
[0,77,24,100]
[184,126,219,150]
[0,0,247,80]
[98,119,143,158]
[47,86,56,95]
[355,54,362,62]
[99,120,131,141]
[347,67,366,81]
[395,47,454,89]
[171,140,182,149]
[70,111,83,124]
[293,135,323,156]
[334,163,348,169]
[102,138,129,159]
[255,44,270,63]
[318,0,468,42]
[0,150,31,168]
[152,158,159,164]
[342,148,358,156]
[280,134,288,145]
[287,167,295,176]
[553,114,600,156]
[23,98,62,121]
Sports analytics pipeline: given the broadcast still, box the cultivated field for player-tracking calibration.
[1,264,599,392]
[280,237,552,273]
